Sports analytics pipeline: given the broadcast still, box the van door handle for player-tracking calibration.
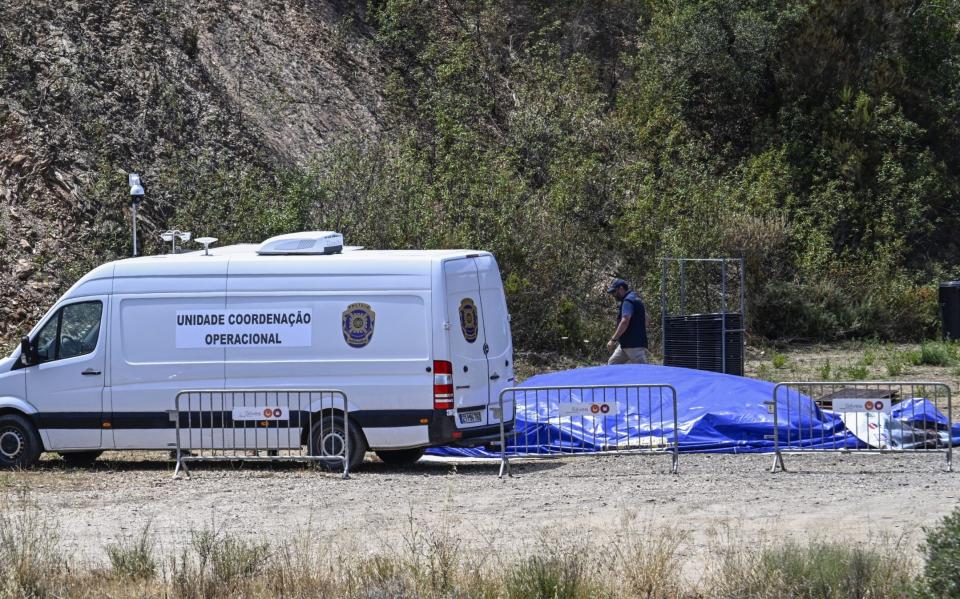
[81,369,101,376]
[490,374,500,380]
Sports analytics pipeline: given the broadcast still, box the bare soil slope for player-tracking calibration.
[0,0,381,343]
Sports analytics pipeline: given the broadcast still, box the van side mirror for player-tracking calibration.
[19,336,34,367]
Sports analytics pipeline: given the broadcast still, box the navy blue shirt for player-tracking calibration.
[618,291,648,348]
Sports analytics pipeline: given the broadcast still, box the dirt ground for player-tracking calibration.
[2,450,956,578]
[2,343,958,578]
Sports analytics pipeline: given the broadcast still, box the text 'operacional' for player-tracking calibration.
[175,309,313,348]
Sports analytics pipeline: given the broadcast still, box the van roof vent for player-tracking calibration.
[257,231,344,256]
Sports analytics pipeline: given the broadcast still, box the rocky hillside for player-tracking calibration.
[2,1,959,352]
[0,0,382,343]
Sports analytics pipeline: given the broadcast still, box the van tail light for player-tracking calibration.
[433,360,454,410]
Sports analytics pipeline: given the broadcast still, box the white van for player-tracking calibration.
[0,232,515,470]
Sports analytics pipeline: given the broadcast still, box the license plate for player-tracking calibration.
[459,411,482,424]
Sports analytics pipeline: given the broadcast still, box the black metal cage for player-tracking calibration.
[660,258,746,376]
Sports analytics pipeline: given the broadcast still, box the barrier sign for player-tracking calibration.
[232,406,289,421]
[176,309,312,348]
[558,402,620,417]
[831,397,892,413]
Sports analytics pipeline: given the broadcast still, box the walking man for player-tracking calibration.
[606,278,649,365]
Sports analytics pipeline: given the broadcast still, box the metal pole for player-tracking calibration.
[739,258,746,375]
[131,202,138,257]
[498,389,511,478]
[721,259,728,375]
[661,259,668,362]
[679,260,686,315]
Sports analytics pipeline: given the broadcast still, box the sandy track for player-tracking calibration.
[2,451,957,570]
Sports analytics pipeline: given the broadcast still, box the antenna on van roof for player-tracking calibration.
[160,229,191,254]
[195,237,218,256]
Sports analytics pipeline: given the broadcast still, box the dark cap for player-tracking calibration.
[607,278,628,293]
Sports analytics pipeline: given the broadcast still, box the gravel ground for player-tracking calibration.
[2,450,957,575]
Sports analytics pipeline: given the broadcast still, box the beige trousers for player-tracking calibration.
[607,345,649,365]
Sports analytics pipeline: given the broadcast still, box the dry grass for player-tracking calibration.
[701,524,916,599]
[746,341,960,388]
[0,495,936,599]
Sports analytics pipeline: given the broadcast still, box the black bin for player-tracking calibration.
[940,282,960,340]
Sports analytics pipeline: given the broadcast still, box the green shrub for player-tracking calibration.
[209,537,271,583]
[904,348,923,367]
[818,360,832,380]
[916,342,957,367]
[756,363,773,381]
[0,499,65,597]
[918,506,960,598]
[772,352,788,369]
[506,546,597,599]
[762,541,912,598]
[106,524,157,580]
[704,537,913,598]
[839,364,869,380]
[886,359,904,377]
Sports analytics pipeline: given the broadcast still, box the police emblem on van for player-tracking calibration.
[342,302,375,348]
[459,298,479,343]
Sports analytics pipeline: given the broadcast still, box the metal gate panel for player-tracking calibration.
[770,381,953,472]
[173,389,350,479]
[496,384,680,478]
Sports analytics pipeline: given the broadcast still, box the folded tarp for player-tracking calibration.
[428,364,960,457]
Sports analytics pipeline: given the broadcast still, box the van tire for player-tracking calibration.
[309,414,366,472]
[59,451,102,468]
[375,448,425,466]
[0,414,42,469]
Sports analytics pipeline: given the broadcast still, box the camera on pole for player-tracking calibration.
[129,173,144,257]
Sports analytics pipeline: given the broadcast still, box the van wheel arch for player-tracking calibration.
[302,409,368,468]
[0,411,44,469]
[0,408,45,450]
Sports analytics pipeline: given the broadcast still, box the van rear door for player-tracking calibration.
[443,255,514,430]
[442,258,490,428]
[475,255,514,427]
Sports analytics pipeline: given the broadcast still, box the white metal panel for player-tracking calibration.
[26,297,108,449]
[21,243,500,451]
[60,263,115,301]
[442,258,490,424]
[223,291,433,448]
[364,425,428,448]
[476,254,515,413]
[113,256,229,295]
[111,293,226,449]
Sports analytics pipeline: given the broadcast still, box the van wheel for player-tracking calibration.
[0,414,42,469]
[375,448,425,466]
[59,451,103,468]
[309,415,366,472]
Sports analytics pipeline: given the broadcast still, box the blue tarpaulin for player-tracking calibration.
[428,364,960,457]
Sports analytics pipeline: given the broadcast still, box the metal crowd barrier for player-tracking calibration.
[770,381,953,473]
[497,384,680,478]
[172,389,350,479]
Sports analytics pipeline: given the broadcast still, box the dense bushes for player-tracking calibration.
[77,0,960,352]
[918,506,960,598]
